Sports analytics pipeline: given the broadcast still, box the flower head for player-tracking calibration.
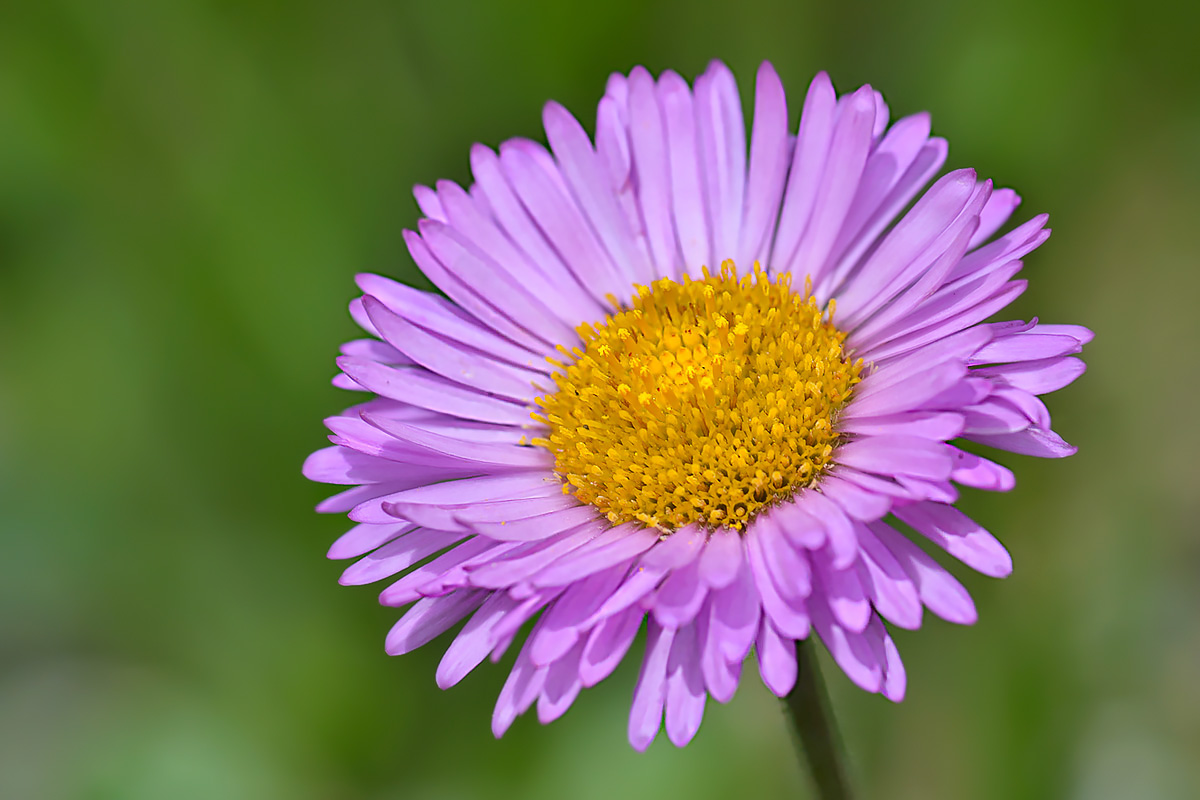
[305,61,1090,750]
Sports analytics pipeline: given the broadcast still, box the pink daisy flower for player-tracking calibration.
[304,61,1089,750]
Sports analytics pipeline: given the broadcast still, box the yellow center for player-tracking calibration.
[532,261,862,532]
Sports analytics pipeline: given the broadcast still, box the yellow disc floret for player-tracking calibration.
[532,261,862,532]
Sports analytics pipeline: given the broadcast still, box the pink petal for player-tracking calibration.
[756,617,798,697]
[893,502,1013,578]
[738,62,790,268]
[628,621,674,751]
[384,589,488,656]
[580,606,644,687]
[664,623,707,747]
[868,520,977,624]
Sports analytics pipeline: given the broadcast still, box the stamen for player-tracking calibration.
[532,261,861,532]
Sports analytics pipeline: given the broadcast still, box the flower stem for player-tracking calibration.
[784,638,853,800]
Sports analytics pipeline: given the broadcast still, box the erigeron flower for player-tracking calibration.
[304,61,1089,750]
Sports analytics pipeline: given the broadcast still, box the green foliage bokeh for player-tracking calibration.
[1,1,1198,798]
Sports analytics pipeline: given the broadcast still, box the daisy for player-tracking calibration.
[304,60,1090,751]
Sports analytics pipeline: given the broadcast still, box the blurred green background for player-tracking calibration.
[2,0,1197,798]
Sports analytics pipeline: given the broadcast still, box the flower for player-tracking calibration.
[304,61,1090,750]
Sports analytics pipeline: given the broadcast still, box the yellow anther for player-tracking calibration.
[533,260,861,532]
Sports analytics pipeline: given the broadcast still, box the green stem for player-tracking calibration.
[784,638,853,800]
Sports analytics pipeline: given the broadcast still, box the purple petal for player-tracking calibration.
[436,178,604,323]
[973,356,1087,396]
[328,521,416,560]
[694,60,745,261]
[339,336,406,364]
[652,558,709,628]
[770,72,836,273]
[384,589,488,656]
[825,112,934,282]
[321,482,424,520]
[317,480,410,513]
[380,472,559,507]
[658,71,711,275]
[1032,323,1094,345]
[420,219,578,346]
[810,596,883,693]
[841,362,968,419]
[969,187,1021,248]
[337,356,533,426]
[836,169,980,326]
[708,561,761,662]
[595,97,641,236]
[968,426,1077,458]
[755,617,798,697]
[969,333,1082,365]
[754,514,813,601]
[857,326,992,392]
[490,589,561,652]
[895,476,958,505]
[860,268,1026,362]
[529,524,657,588]
[990,385,1052,428]
[870,616,907,702]
[362,414,551,470]
[948,447,1015,491]
[377,536,500,606]
[664,623,707,747]
[745,526,811,639]
[413,183,445,220]
[840,411,966,442]
[813,550,871,633]
[628,621,674,751]
[453,493,582,525]
[465,521,604,588]
[627,67,679,278]
[961,397,1033,435]
[854,524,923,630]
[587,563,667,626]
[530,566,629,666]
[437,591,521,688]
[818,474,893,522]
[580,606,643,687]
[362,296,547,401]
[639,525,705,571]
[499,140,626,303]
[738,62,789,267]
[468,144,599,306]
[868,520,977,624]
[823,138,949,299]
[795,490,858,567]
[339,528,466,586]
[696,597,741,703]
[771,501,826,550]
[835,436,953,482]
[470,504,600,543]
[696,528,743,590]
[537,639,585,723]
[492,635,547,737]
[953,213,1049,283]
[327,414,477,470]
[355,274,551,373]
[541,104,651,286]
[893,502,1013,578]
[403,228,551,354]
[304,445,454,486]
[845,212,983,347]
[788,86,876,286]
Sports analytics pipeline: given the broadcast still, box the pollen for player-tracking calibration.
[532,261,862,532]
